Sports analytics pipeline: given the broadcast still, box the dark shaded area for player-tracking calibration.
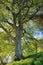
[14,52,43,61]
[0,57,6,65]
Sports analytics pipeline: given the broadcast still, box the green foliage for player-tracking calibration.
[6,52,43,65]
[0,0,43,65]
[7,58,34,65]
[0,32,14,59]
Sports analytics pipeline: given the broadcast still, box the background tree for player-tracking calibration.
[0,0,43,60]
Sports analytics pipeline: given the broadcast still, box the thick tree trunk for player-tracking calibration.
[14,26,23,60]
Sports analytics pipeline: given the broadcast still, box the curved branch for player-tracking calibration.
[0,23,15,40]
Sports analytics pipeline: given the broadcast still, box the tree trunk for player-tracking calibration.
[14,25,23,60]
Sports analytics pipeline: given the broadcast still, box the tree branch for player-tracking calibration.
[22,5,42,24]
[0,14,13,27]
[22,52,42,60]
[22,29,38,41]
[12,12,17,29]
[22,1,33,21]
[6,21,13,27]
[0,23,15,40]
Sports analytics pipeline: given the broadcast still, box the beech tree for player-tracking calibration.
[0,0,43,60]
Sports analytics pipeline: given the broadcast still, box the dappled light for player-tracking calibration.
[0,0,43,65]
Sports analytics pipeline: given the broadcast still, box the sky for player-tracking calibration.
[33,29,43,39]
[28,20,43,39]
[0,28,4,32]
